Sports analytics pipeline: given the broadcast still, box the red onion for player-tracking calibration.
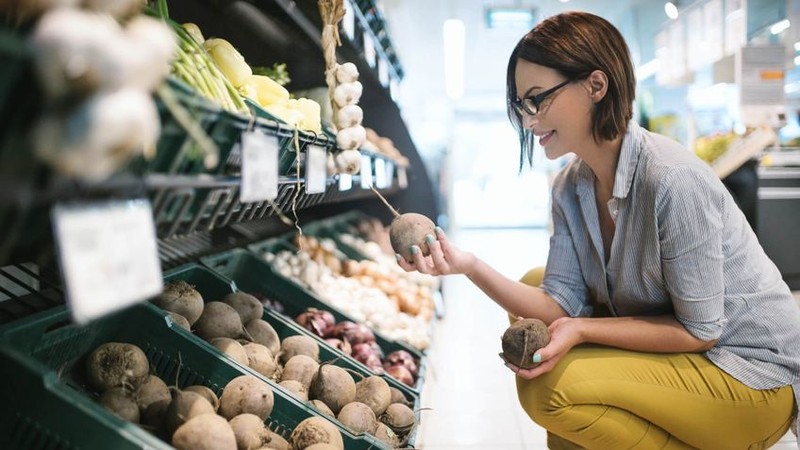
[324,338,352,356]
[295,308,336,338]
[332,321,375,345]
[384,350,418,377]
[385,364,414,386]
[358,353,384,373]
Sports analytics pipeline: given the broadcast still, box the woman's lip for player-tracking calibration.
[539,130,555,146]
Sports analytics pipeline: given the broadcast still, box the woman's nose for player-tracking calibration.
[521,113,537,130]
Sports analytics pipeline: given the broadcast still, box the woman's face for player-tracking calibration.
[513,59,593,159]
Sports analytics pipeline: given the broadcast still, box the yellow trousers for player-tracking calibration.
[515,267,794,450]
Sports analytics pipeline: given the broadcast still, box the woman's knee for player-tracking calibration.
[514,372,561,428]
[520,266,545,288]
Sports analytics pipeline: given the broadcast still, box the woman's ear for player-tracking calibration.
[585,70,609,103]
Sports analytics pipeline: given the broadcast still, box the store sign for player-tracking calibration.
[52,200,163,324]
[240,131,279,203]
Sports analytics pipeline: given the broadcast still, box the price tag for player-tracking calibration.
[374,158,387,188]
[343,0,356,41]
[363,32,376,67]
[52,200,163,324]
[339,173,353,191]
[360,154,373,188]
[240,131,279,202]
[305,145,327,194]
[378,58,390,87]
[385,161,395,187]
[398,166,408,189]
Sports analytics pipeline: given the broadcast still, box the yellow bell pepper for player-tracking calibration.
[265,104,304,128]
[203,38,252,88]
[287,98,322,134]
[248,74,290,107]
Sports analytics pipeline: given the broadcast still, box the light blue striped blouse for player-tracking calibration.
[540,121,800,443]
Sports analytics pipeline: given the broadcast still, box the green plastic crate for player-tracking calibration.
[162,263,418,448]
[201,246,427,395]
[0,303,379,450]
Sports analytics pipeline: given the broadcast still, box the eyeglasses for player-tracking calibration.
[510,79,573,116]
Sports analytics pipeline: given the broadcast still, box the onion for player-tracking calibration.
[361,353,384,374]
[384,350,418,377]
[333,321,375,345]
[295,308,335,338]
[384,365,414,387]
[324,338,352,356]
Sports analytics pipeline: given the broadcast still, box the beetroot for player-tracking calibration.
[501,318,550,369]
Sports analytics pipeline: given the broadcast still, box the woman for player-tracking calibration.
[397,11,800,449]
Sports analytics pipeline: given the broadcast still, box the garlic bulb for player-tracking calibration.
[335,62,359,84]
[333,81,363,107]
[31,8,128,99]
[336,104,363,129]
[336,125,366,151]
[334,149,362,175]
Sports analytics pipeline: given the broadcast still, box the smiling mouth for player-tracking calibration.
[538,130,555,146]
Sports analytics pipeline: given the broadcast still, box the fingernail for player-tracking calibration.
[532,353,542,364]
[435,226,444,235]
[409,245,419,255]
[425,234,435,244]
[395,253,402,262]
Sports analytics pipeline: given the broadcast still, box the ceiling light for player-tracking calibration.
[485,7,536,29]
[664,2,679,20]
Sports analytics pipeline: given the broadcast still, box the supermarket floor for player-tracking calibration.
[414,227,799,450]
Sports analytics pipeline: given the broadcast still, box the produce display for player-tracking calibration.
[264,235,433,350]
[153,275,419,447]
[82,339,334,450]
[0,0,430,447]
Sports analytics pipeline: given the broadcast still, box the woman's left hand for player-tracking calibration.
[502,316,583,379]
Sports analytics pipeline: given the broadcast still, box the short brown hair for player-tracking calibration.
[507,11,636,167]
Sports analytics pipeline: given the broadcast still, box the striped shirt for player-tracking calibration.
[540,121,800,442]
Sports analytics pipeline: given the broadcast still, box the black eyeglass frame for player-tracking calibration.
[510,78,573,116]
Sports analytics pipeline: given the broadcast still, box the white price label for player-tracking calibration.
[363,32,376,68]
[378,58,389,87]
[374,158,387,188]
[385,161,395,187]
[305,145,327,194]
[398,166,408,189]
[343,0,355,41]
[52,200,163,324]
[338,173,353,191]
[240,131,279,203]
[360,154,373,188]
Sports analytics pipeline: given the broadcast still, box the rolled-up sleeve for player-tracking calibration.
[657,166,727,340]
[541,199,593,317]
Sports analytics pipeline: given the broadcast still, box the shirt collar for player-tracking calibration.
[576,120,643,200]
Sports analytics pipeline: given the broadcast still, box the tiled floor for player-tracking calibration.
[415,227,798,449]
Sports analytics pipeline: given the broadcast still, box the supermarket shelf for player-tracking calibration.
[164,0,439,224]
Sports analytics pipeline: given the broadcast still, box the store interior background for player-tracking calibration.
[367,0,800,447]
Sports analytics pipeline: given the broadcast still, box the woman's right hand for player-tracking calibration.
[396,227,477,276]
